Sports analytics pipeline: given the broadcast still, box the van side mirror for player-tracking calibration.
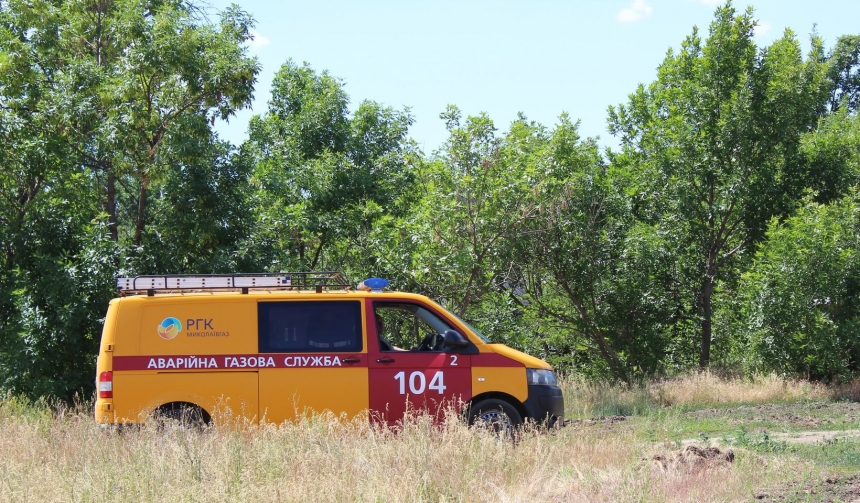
[443,330,469,349]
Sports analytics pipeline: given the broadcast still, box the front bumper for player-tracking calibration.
[522,384,564,427]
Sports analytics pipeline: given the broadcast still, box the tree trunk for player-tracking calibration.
[309,235,326,270]
[560,281,630,383]
[133,175,150,247]
[699,275,715,368]
[107,172,118,242]
[592,328,629,383]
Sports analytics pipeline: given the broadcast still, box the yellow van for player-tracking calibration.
[94,273,564,429]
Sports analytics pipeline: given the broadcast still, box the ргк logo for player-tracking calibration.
[157,317,182,340]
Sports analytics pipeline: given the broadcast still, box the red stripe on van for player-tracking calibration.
[112,354,367,371]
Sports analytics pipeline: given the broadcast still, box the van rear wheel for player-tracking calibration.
[468,398,522,437]
[156,403,208,429]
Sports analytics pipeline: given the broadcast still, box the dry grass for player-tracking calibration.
[830,377,860,401]
[649,371,830,408]
[558,371,833,416]
[0,373,819,503]
[561,377,655,418]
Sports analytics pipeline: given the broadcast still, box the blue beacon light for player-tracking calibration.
[358,277,389,293]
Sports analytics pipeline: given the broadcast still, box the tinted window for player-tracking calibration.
[258,301,362,353]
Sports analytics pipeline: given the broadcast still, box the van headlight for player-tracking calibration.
[526,369,558,386]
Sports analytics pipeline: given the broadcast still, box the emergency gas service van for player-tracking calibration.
[95,273,564,429]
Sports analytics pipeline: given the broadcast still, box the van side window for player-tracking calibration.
[258,301,362,353]
[374,302,453,352]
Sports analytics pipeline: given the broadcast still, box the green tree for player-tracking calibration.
[1,0,258,246]
[134,134,258,274]
[339,109,548,357]
[826,35,860,113]
[608,3,831,367]
[741,193,860,380]
[399,107,539,318]
[246,60,414,272]
[0,80,116,398]
[506,116,676,380]
[801,108,860,203]
[0,0,259,400]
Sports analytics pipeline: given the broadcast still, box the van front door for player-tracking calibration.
[367,301,471,425]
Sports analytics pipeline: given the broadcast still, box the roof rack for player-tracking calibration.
[116,272,351,296]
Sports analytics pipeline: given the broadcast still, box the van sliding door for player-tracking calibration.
[257,300,369,423]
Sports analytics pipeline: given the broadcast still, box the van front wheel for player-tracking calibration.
[468,399,522,436]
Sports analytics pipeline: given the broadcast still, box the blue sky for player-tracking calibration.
[209,0,859,153]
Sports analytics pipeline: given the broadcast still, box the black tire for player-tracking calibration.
[468,398,522,437]
[157,403,208,429]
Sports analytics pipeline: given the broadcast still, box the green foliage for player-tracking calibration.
[0,0,259,400]
[801,109,860,203]
[246,60,414,272]
[792,437,860,469]
[508,116,677,380]
[6,220,117,400]
[826,35,860,113]
[404,107,536,317]
[727,429,793,454]
[134,137,258,274]
[740,193,860,380]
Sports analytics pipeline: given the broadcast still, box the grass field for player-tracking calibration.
[2,373,859,502]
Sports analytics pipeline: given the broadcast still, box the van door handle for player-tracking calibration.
[342,358,361,363]
[376,358,395,363]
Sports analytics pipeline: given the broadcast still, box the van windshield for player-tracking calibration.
[448,312,490,343]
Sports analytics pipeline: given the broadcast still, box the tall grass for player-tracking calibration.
[650,372,830,408]
[560,371,834,418]
[0,373,823,503]
[561,377,657,418]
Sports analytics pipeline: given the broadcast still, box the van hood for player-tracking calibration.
[486,343,553,370]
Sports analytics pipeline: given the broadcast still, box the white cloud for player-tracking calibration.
[753,21,772,38]
[616,0,653,24]
[246,29,270,51]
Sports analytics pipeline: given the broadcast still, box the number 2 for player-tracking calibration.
[450,355,458,366]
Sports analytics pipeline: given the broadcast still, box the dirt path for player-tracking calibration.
[767,428,860,444]
[572,403,860,501]
[753,474,860,502]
